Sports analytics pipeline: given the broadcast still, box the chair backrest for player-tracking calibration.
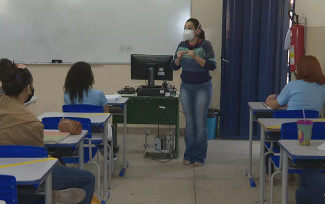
[273,110,319,118]
[42,117,92,138]
[0,175,18,204]
[62,104,104,113]
[0,145,48,158]
[281,122,325,140]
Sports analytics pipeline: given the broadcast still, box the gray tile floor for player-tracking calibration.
[85,130,300,204]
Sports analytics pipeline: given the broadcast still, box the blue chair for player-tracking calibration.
[0,145,48,158]
[41,116,101,197]
[41,116,99,162]
[273,110,319,118]
[62,104,104,113]
[62,104,115,190]
[268,122,325,204]
[62,104,115,162]
[62,104,104,144]
[0,175,18,204]
[265,110,320,158]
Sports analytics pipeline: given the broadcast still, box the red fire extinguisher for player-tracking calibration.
[289,23,305,72]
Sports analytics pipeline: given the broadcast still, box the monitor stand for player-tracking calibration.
[147,67,155,87]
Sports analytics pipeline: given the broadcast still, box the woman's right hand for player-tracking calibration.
[177,51,187,59]
[175,51,187,66]
[266,94,280,109]
[266,94,277,101]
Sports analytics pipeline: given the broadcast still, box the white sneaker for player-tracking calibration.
[52,188,86,204]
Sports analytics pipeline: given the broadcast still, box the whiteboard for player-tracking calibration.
[0,0,191,64]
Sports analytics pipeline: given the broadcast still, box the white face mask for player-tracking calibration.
[183,29,195,41]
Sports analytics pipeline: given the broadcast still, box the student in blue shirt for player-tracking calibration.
[63,61,119,156]
[171,18,217,167]
[64,61,109,112]
[266,55,325,112]
[265,55,325,203]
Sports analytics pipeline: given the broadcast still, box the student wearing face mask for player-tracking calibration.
[0,61,95,204]
[170,18,217,167]
[0,58,31,96]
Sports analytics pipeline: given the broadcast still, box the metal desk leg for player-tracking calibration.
[102,121,109,200]
[120,103,129,177]
[78,139,84,169]
[259,128,266,204]
[45,172,52,204]
[247,109,256,187]
[281,150,288,204]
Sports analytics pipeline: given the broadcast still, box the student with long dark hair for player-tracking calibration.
[170,18,217,167]
[63,61,119,157]
[64,61,109,112]
[0,61,95,204]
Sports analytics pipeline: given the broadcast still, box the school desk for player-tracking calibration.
[0,157,58,204]
[256,118,320,204]
[44,130,88,168]
[38,112,111,201]
[279,139,325,204]
[247,102,274,187]
[107,97,129,177]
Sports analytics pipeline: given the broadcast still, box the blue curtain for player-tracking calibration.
[220,0,289,139]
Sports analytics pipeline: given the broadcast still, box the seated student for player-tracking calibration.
[0,58,30,95]
[266,55,325,113]
[0,63,95,204]
[63,61,110,112]
[63,61,119,156]
[264,56,325,183]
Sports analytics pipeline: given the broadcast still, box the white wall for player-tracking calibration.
[296,0,325,27]
[27,0,224,129]
[295,0,325,73]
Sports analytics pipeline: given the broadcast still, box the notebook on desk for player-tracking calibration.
[44,131,70,144]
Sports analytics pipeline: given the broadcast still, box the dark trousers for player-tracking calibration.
[296,170,325,204]
[18,166,95,204]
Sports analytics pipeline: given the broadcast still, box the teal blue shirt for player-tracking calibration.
[277,80,325,113]
[64,89,108,106]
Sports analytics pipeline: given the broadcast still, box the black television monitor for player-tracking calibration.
[131,54,173,87]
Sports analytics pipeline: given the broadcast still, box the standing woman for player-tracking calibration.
[171,18,217,167]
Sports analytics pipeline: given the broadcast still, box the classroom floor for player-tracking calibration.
[84,128,300,204]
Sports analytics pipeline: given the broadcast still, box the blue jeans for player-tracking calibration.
[180,81,212,164]
[296,170,325,204]
[52,166,95,204]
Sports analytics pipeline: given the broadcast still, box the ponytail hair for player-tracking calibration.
[186,18,205,40]
[0,58,17,82]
